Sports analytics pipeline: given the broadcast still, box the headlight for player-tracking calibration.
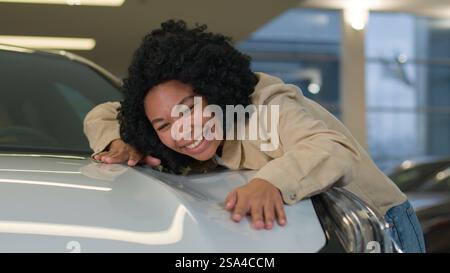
[313,188,394,253]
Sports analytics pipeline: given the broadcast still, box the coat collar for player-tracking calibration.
[217,72,283,170]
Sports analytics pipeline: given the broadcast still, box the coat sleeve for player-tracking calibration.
[83,101,121,156]
[252,86,361,205]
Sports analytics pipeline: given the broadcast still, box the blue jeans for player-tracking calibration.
[384,200,426,253]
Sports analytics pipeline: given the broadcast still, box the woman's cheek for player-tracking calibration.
[157,131,178,151]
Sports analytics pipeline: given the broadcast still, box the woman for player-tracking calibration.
[84,20,425,252]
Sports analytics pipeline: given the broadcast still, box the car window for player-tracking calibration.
[54,83,97,121]
[421,169,450,192]
[0,50,122,155]
[389,161,450,192]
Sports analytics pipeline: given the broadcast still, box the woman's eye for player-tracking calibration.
[181,105,194,115]
[157,123,170,131]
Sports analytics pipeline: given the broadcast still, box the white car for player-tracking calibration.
[0,44,394,253]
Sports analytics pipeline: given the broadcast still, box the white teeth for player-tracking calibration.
[186,138,203,149]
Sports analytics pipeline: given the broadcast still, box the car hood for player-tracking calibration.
[0,154,326,252]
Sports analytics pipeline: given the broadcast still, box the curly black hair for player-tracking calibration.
[119,19,258,174]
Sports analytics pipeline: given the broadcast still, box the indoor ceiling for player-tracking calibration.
[0,0,449,76]
[0,0,299,76]
[298,0,450,18]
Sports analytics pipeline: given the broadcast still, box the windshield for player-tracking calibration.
[0,50,122,155]
[389,160,450,192]
[420,168,450,192]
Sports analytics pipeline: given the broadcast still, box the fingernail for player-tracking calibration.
[280,219,286,226]
[254,221,264,230]
[233,214,241,221]
[225,202,232,209]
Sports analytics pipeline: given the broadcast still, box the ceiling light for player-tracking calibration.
[0,0,124,6]
[345,0,369,31]
[0,35,96,50]
[307,83,321,94]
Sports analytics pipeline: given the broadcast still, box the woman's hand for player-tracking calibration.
[224,178,287,230]
[93,139,161,167]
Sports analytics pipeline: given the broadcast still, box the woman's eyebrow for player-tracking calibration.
[177,95,195,105]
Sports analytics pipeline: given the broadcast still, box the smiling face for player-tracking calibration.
[143,80,223,161]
